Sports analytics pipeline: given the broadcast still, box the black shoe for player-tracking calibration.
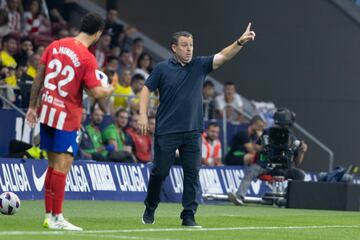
[181,217,202,228]
[142,207,155,224]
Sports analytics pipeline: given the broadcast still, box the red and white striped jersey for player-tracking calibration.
[38,38,102,131]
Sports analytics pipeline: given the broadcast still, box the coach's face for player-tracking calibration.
[172,36,193,64]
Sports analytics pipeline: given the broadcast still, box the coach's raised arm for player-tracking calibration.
[212,22,255,70]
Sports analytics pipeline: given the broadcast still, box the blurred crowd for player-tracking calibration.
[1,0,275,168]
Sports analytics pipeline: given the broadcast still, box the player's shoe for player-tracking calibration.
[142,206,155,224]
[48,215,83,231]
[42,214,51,228]
[228,192,244,206]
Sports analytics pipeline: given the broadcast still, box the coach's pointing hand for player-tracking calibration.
[138,113,149,136]
[238,22,256,45]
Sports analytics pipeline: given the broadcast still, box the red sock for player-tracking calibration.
[51,170,67,215]
[44,167,53,213]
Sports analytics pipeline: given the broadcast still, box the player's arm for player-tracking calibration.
[84,59,114,100]
[138,85,151,136]
[213,22,256,70]
[26,64,46,128]
[86,85,114,99]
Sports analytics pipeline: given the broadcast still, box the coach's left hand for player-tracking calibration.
[138,113,149,136]
[238,22,256,45]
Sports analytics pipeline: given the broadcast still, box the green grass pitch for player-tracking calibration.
[0,200,359,240]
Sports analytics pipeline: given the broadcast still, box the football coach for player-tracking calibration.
[138,23,256,227]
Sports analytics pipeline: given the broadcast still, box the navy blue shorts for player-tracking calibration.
[40,124,79,156]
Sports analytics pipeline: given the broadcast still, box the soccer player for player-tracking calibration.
[25,13,114,231]
[138,23,255,227]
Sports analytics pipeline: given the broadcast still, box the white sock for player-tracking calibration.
[45,213,52,219]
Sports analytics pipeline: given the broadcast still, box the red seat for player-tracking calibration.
[259,174,273,182]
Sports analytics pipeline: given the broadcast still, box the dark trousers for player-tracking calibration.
[144,131,201,219]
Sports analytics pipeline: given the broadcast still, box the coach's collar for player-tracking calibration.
[170,56,194,66]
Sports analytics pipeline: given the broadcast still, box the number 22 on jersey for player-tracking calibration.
[44,59,75,98]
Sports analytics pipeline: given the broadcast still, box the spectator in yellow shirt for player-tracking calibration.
[113,68,134,111]
[4,67,17,87]
[129,73,145,114]
[25,53,40,79]
[0,34,18,69]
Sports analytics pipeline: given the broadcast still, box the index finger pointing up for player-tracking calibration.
[246,22,252,32]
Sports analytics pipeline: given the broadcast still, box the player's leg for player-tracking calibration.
[47,151,82,231]
[40,125,82,231]
[39,124,55,227]
[43,158,54,227]
[143,133,179,224]
[49,151,73,217]
[178,131,202,228]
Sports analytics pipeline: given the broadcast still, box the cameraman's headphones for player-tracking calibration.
[273,108,296,127]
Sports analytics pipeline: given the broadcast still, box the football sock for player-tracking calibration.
[44,167,53,213]
[51,170,67,215]
[53,213,64,221]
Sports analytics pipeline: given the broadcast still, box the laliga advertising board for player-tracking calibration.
[0,159,285,202]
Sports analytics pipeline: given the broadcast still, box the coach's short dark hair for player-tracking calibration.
[80,13,105,35]
[171,31,193,46]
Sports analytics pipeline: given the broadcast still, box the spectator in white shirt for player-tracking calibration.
[215,81,245,122]
[134,52,153,79]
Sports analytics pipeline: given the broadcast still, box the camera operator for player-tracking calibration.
[224,115,266,166]
[228,108,308,206]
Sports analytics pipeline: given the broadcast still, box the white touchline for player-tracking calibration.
[76,233,179,240]
[84,225,360,233]
[0,225,359,236]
